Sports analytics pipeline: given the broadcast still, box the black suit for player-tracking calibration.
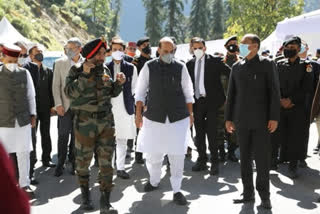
[24,62,54,176]
[225,54,280,200]
[186,54,230,163]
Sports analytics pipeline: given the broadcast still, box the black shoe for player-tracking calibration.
[100,191,118,214]
[117,170,130,179]
[288,168,298,179]
[233,195,255,204]
[173,192,188,206]
[43,161,56,168]
[185,147,192,159]
[210,164,219,176]
[191,161,207,172]
[54,167,63,177]
[299,160,307,168]
[30,177,39,185]
[22,186,35,199]
[259,199,272,209]
[144,182,158,192]
[80,185,94,211]
[228,153,239,162]
[135,152,144,164]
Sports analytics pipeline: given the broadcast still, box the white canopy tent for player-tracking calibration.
[261,9,320,56]
[0,17,32,46]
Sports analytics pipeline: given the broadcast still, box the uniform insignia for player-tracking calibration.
[306,64,312,73]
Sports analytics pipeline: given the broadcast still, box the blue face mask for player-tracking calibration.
[239,44,250,58]
[104,56,113,64]
[299,44,306,54]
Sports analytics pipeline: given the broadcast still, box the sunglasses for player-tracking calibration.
[19,53,28,58]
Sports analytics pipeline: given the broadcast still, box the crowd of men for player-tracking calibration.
[0,33,320,214]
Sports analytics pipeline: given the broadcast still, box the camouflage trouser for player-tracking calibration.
[216,105,237,154]
[74,112,115,192]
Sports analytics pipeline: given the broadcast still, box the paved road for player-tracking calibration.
[31,117,320,214]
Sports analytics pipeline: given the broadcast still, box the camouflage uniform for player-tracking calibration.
[64,64,122,192]
[217,54,239,160]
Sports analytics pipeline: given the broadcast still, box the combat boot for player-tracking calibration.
[100,191,118,214]
[80,185,94,210]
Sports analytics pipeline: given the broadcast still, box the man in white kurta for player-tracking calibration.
[0,44,36,195]
[107,38,138,179]
[135,37,194,206]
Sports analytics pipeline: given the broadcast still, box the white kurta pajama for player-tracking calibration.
[135,61,194,193]
[0,65,36,187]
[111,62,138,171]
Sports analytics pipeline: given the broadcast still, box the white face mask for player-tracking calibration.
[18,57,26,66]
[112,51,124,61]
[194,49,204,59]
[5,63,18,72]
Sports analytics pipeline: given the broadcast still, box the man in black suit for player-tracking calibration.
[225,34,280,210]
[186,37,230,175]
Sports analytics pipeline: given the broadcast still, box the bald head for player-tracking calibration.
[158,37,175,49]
[241,34,260,50]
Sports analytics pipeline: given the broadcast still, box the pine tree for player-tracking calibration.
[108,0,122,39]
[163,0,186,43]
[211,0,224,39]
[143,0,164,46]
[189,0,210,40]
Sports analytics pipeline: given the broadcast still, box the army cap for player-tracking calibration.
[283,36,301,47]
[225,35,237,46]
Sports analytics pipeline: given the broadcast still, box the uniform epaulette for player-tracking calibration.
[276,58,288,64]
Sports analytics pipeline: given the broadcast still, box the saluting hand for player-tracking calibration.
[268,120,278,133]
[83,61,95,74]
[225,121,235,133]
[116,72,126,85]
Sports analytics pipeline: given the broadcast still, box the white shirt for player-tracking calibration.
[194,56,206,96]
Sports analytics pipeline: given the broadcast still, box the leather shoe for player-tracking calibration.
[117,170,130,179]
[43,161,56,168]
[30,177,39,185]
[54,167,63,177]
[22,186,35,199]
[210,164,219,176]
[259,199,272,209]
[233,195,255,204]
[228,153,239,162]
[192,161,207,172]
[173,192,188,205]
[144,182,158,192]
[288,168,298,179]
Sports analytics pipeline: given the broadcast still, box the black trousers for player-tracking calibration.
[237,128,271,200]
[30,110,52,176]
[194,97,218,163]
[57,109,75,168]
[276,107,308,165]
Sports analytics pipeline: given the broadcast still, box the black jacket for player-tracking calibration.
[225,55,280,129]
[24,62,54,112]
[186,54,231,109]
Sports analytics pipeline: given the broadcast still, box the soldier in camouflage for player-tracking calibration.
[217,36,240,162]
[64,38,125,214]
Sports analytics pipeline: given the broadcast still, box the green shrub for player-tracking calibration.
[49,4,59,15]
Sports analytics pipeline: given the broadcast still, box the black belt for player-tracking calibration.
[75,110,108,119]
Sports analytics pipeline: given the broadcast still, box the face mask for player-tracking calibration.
[299,44,306,54]
[34,53,44,62]
[142,45,151,55]
[284,49,298,58]
[18,57,26,65]
[5,63,18,72]
[127,52,135,57]
[66,49,77,60]
[227,44,239,53]
[194,49,204,59]
[105,56,113,64]
[239,44,250,58]
[161,53,174,64]
[112,51,124,61]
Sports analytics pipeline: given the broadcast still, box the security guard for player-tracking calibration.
[132,37,153,164]
[65,37,125,214]
[272,36,313,178]
[217,35,240,162]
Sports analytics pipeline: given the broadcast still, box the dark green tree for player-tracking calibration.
[108,0,122,39]
[143,0,164,46]
[189,0,210,40]
[211,0,224,39]
[164,0,186,43]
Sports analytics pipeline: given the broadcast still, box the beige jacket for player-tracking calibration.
[52,56,84,112]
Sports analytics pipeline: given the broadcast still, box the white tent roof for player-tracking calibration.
[261,9,320,55]
[0,17,31,45]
